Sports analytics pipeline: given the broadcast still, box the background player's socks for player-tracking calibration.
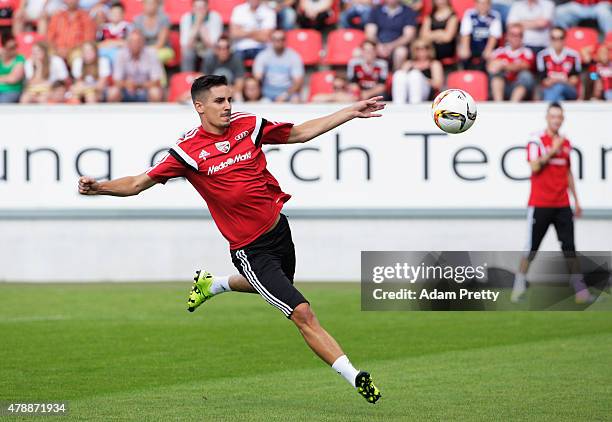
[210,275,232,295]
[511,273,527,302]
[331,355,359,387]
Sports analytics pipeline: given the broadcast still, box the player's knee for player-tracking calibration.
[291,303,316,329]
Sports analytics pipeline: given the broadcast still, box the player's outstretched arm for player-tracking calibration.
[287,96,385,144]
[78,173,157,197]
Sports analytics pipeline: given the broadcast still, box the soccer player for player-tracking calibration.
[78,75,384,404]
[511,102,594,304]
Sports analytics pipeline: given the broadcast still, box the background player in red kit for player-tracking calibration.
[78,75,384,404]
[511,102,594,304]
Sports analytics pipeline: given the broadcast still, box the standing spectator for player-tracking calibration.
[297,0,333,30]
[507,0,555,55]
[347,40,388,100]
[365,0,418,71]
[311,73,360,102]
[242,75,262,102]
[70,41,110,103]
[20,40,68,103]
[107,30,163,102]
[202,36,245,100]
[0,34,25,103]
[340,0,373,30]
[487,23,536,101]
[275,0,297,30]
[133,0,174,65]
[179,0,223,72]
[230,0,276,61]
[458,0,502,70]
[97,2,132,64]
[47,0,96,61]
[392,38,443,104]
[419,0,458,65]
[537,26,581,101]
[590,45,611,100]
[12,0,64,36]
[253,29,304,102]
[555,0,612,35]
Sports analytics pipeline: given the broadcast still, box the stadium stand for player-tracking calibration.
[209,0,245,25]
[286,29,323,66]
[308,70,336,100]
[168,71,202,102]
[447,70,488,100]
[165,0,191,25]
[123,0,144,22]
[325,28,365,65]
[565,27,599,59]
[15,31,44,57]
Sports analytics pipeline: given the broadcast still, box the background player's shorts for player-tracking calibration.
[230,214,308,318]
[524,206,576,259]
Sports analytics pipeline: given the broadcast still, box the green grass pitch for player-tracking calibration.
[1,282,611,421]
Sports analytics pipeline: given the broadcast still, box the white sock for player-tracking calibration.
[210,275,232,295]
[331,355,360,388]
[513,273,526,290]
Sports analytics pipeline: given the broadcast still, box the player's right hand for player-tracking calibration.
[78,176,99,195]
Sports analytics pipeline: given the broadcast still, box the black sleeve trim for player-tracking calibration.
[168,148,195,171]
[254,118,268,148]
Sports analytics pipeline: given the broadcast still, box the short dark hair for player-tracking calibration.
[110,1,124,10]
[548,101,563,112]
[551,26,566,37]
[191,74,228,101]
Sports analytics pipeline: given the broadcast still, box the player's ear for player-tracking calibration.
[193,98,206,114]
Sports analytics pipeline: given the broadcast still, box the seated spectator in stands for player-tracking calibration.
[179,0,223,72]
[365,0,417,71]
[297,0,334,30]
[47,0,96,61]
[12,0,63,36]
[458,0,502,70]
[242,75,262,102]
[230,0,276,61]
[0,34,25,103]
[347,40,388,100]
[419,0,458,65]
[107,30,163,102]
[70,41,110,103]
[392,38,443,103]
[48,79,68,102]
[20,40,68,103]
[275,0,297,30]
[133,0,174,65]
[253,29,304,102]
[590,44,611,101]
[555,0,611,35]
[537,26,581,101]
[97,2,132,64]
[311,73,360,102]
[507,0,555,55]
[340,0,373,30]
[202,36,245,100]
[487,23,536,101]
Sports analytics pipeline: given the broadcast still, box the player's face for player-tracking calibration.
[195,85,233,129]
[546,107,564,133]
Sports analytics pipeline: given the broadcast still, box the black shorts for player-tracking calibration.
[230,214,308,318]
[524,206,575,259]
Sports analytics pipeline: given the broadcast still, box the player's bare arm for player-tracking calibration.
[287,96,386,144]
[568,171,582,217]
[78,173,157,197]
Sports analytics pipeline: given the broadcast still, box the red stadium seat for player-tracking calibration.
[565,27,599,57]
[446,70,488,101]
[286,29,322,66]
[308,70,336,100]
[165,0,191,25]
[16,32,45,57]
[168,71,202,102]
[123,0,144,22]
[209,0,245,25]
[0,0,18,27]
[166,30,181,68]
[325,29,365,66]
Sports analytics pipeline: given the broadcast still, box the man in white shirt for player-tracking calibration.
[229,0,277,61]
[507,0,556,54]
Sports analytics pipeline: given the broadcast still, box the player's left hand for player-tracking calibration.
[574,203,582,218]
[351,96,386,119]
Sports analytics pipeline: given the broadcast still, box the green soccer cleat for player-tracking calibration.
[187,270,215,312]
[355,371,382,404]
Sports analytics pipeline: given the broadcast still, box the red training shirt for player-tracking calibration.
[491,45,535,82]
[147,112,293,249]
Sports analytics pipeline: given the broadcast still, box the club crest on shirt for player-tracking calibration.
[199,149,210,160]
[215,141,231,154]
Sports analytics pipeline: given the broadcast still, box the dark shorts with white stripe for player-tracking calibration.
[230,214,308,318]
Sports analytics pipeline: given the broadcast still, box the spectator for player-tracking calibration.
[458,0,502,70]
[340,0,373,30]
[507,0,555,55]
[420,0,458,65]
[0,34,25,103]
[133,0,174,65]
[536,26,581,101]
[555,0,612,35]
[12,0,63,35]
[365,0,417,71]
[79,0,108,26]
[253,29,304,102]
[347,40,388,99]
[487,23,536,101]
[20,40,68,103]
[202,36,245,100]
[47,0,96,61]
[97,2,132,64]
[297,0,334,30]
[392,37,443,104]
[70,40,110,103]
[590,45,611,101]
[311,73,360,102]
[275,0,297,30]
[107,30,163,102]
[230,0,276,61]
[48,79,68,102]
[242,75,262,102]
[179,0,223,72]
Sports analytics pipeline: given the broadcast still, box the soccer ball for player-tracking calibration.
[431,89,477,134]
